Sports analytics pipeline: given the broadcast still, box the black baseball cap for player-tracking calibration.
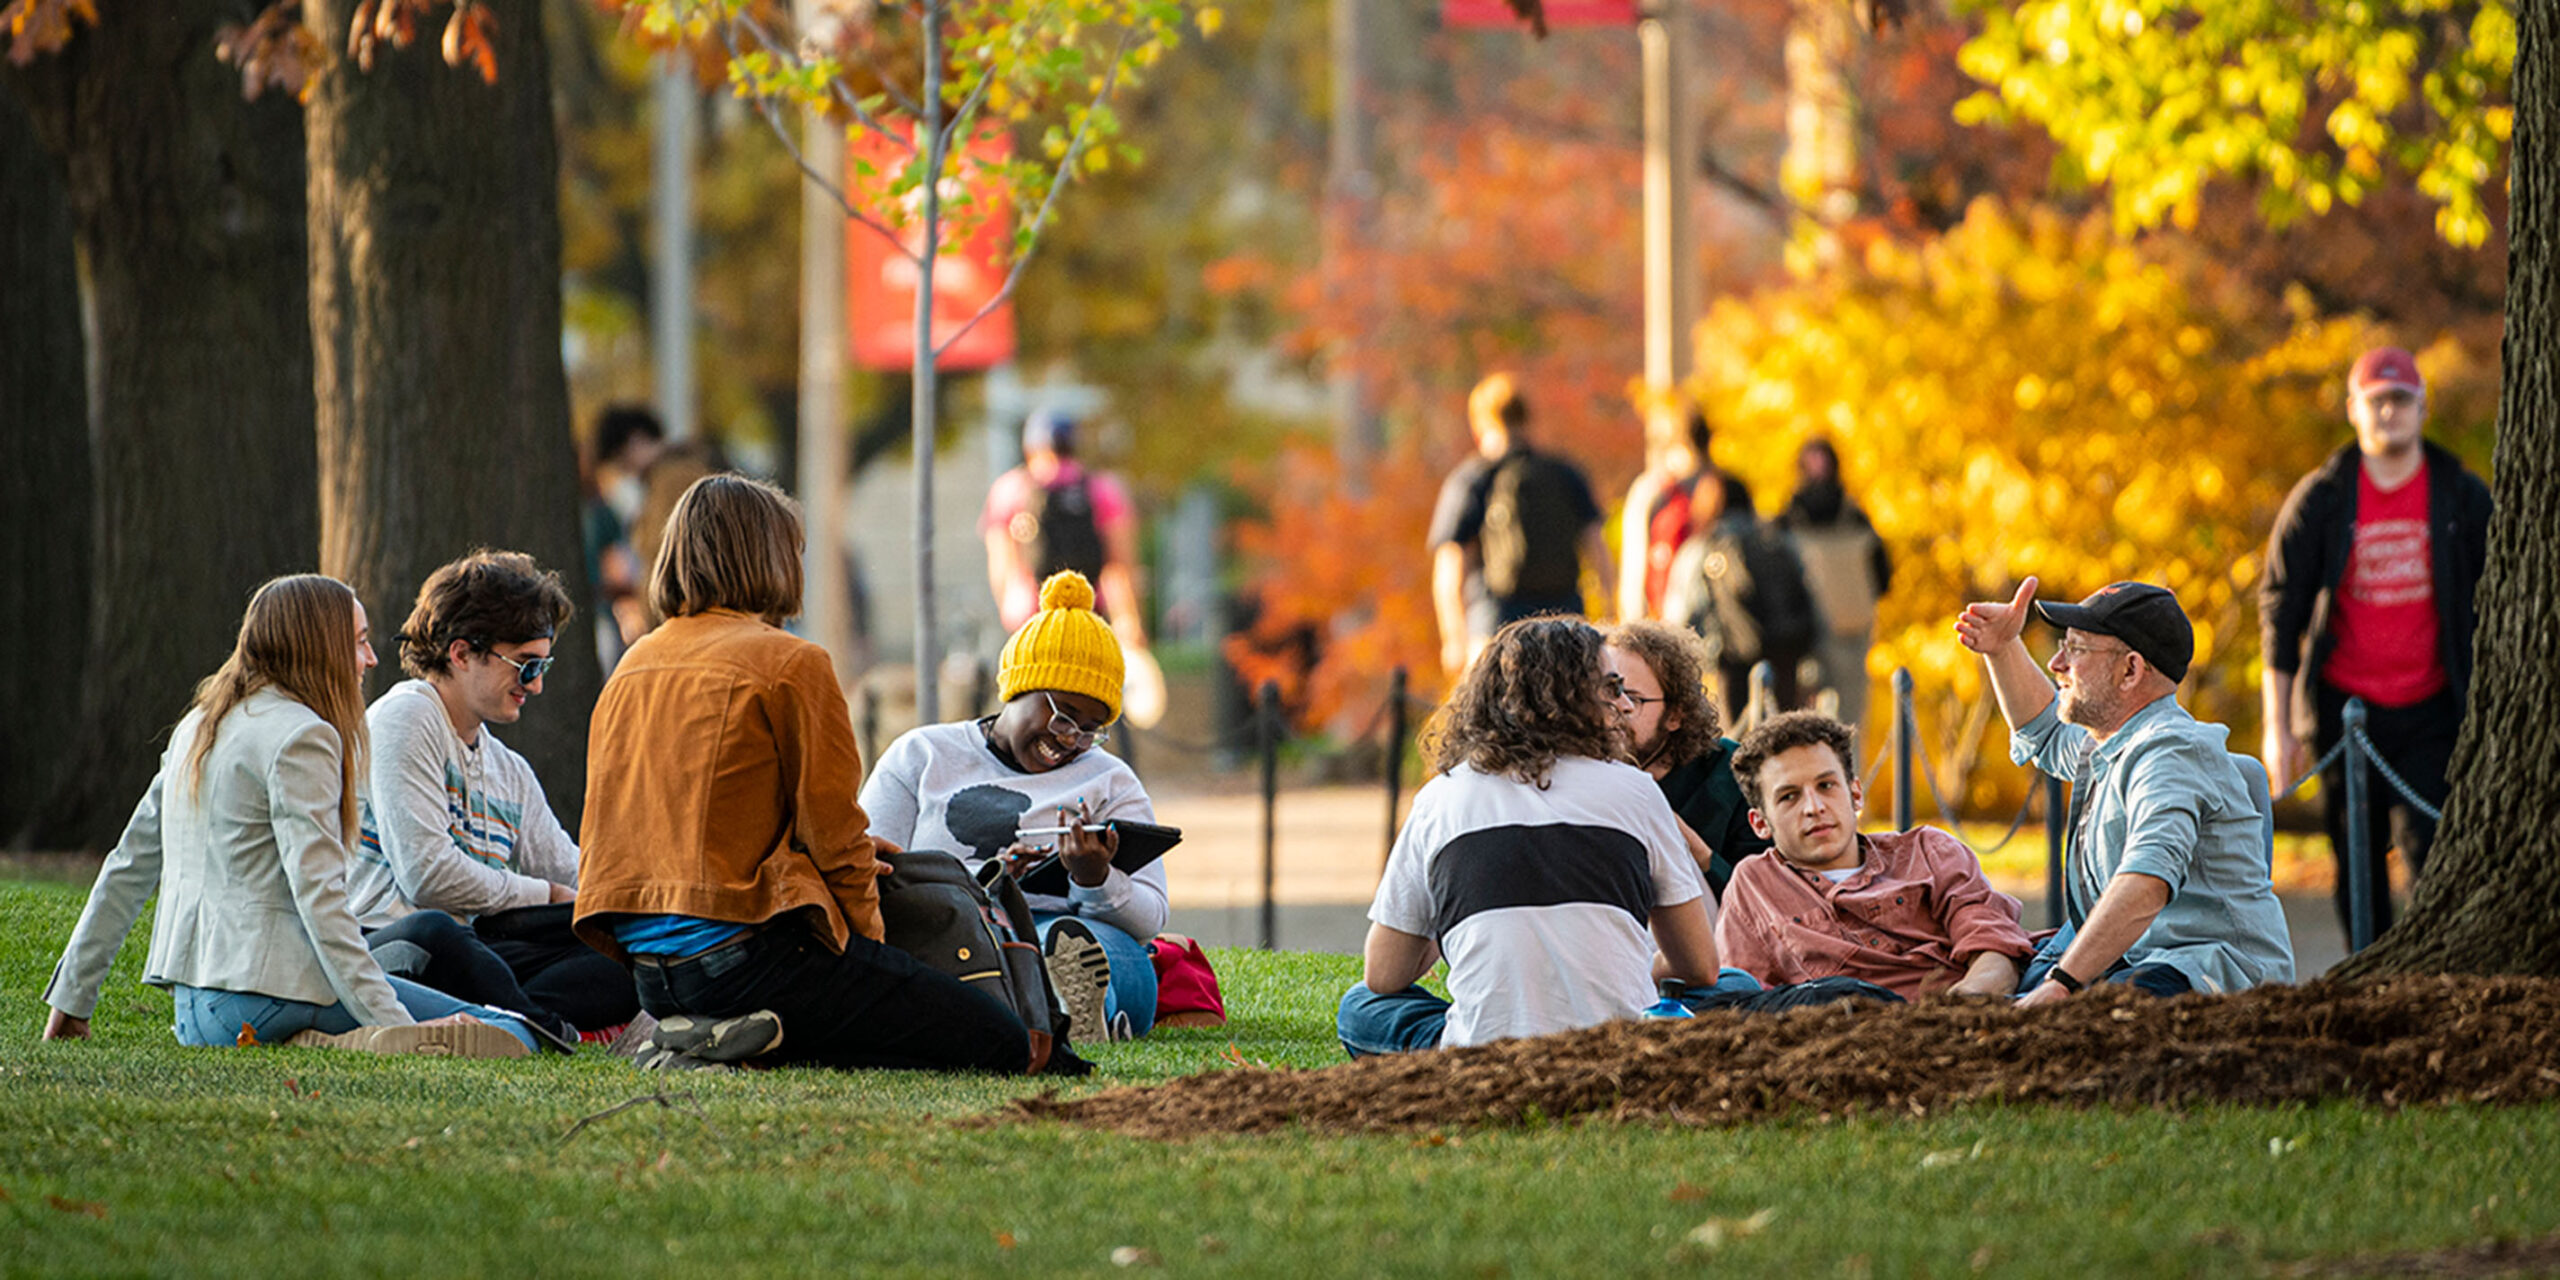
[2035,582,2193,682]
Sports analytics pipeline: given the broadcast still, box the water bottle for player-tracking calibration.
[1640,977,1694,1020]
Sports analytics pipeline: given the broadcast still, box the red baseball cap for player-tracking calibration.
[2349,346,2425,395]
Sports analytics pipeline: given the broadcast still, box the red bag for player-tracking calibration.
[1146,934,1227,1030]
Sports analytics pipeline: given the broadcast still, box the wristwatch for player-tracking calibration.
[2046,965,2087,993]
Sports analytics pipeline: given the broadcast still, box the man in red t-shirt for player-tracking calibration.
[2260,347,2493,937]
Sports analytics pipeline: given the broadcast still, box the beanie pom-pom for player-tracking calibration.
[1038,570,1097,614]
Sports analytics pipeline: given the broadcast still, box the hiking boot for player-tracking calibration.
[637,1010,784,1064]
[602,1012,659,1062]
[287,1022,529,1059]
[1042,919,1115,1045]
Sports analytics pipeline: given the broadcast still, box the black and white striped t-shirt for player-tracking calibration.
[1371,755,1703,1048]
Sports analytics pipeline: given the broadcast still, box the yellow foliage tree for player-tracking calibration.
[1688,199,2485,814]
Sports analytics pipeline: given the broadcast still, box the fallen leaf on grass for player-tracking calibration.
[1921,1138,1991,1169]
[2267,1137,2298,1157]
[236,1022,259,1047]
[1110,1245,1160,1266]
[1667,1181,1708,1203]
[46,1195,106,1219]
[1198,1235,1227,1254]
[994,1231,1017,1250]
[1685,1208,1775,1249]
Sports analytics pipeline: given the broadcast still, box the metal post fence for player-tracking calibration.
[2344,697,2377,954]
[1892,668,1915,832]
[1258,680,1281,952]
[1384,666,1409,869]
[2044,774,2066,929]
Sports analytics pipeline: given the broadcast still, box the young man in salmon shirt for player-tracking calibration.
[1714,712,2035,1001]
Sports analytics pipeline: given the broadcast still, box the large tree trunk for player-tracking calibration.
[3,4,318,852]
[0,85,91,839]
[2338,0,2560,978]
[305,0,598,828]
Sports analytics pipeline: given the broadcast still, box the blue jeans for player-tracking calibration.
[1678,970,1904,1013]
[1031,913,1158,1038]
[171,979,541,1052]
[2019,924,2195,998]
[1338,969,1891,1058]
[1337,983,1449,1057]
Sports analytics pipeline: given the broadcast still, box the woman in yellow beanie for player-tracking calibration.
[861,571,1164,1043]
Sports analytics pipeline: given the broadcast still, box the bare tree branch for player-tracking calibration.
[713,14,918,263]
[932,22,1139,360]
[559,1088,717,1146]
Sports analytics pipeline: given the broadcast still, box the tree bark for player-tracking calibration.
[4,4,318,852]
[305,0,598,828]
[0,83,90,839]
[2337,0,2560,978]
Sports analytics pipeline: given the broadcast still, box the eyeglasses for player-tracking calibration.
[1601,674,1641,706]
[1041,692,1110,748]
[491,651,555,687]
[2054,640,2131,664]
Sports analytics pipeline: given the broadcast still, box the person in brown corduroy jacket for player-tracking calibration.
[575,473,1030,1074]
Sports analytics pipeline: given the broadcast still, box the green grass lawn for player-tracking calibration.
[3,876,2554,1278]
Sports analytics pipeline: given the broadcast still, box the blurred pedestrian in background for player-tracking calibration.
[2260,346,2491,936]
[1780,438,1892,734]
[1429,373,1608,678]
[1618,403,1753,624]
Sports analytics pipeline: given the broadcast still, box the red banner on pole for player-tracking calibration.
[846,131,1016,372]
[1444,0,1636,28]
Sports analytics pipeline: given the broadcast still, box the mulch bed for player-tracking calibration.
[1007,976,2560,1139]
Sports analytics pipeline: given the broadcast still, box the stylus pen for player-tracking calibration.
[1014,823,1108,838]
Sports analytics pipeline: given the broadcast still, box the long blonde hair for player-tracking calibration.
[185,575,370,840]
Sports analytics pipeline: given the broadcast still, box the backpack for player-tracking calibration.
[1477,451,1587,600]
[1015,472,1108,584]
[875,850,1091,1076]
[1669,518,1822,668]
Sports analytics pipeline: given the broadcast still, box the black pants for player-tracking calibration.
[631,926,1030,1074]
[479,929,641,1032]
[366,911,570,1037]
[2314,683,2458,936]
[368,908,641,1035]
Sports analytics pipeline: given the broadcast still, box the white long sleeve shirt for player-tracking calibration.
[859,721,1167,940]
[345,679,578,928]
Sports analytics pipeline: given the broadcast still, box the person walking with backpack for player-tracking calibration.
[981,409,1148,648]
[1429,373,1610,678]
[1779,438,1892,734]
[1617,404,1755,624]
[1659,477,1822,728]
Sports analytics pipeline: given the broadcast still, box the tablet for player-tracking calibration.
[1016,819,1183,898]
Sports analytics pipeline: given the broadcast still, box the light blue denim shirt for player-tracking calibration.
[2010,694,2295,993]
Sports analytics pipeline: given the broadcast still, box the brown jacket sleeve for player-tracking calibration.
[774,643,884,942]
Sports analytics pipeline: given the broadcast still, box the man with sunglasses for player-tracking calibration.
[1958,579,2293,1004]
[344,551,638,1045]
[2261,347,2491,937]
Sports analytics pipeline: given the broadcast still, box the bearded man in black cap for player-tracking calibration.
[1957,578,2294,1004]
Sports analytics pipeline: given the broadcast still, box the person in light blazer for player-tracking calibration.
[41,574,536,1057]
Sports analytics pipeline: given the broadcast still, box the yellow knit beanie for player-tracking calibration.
[998,571,1124,722]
